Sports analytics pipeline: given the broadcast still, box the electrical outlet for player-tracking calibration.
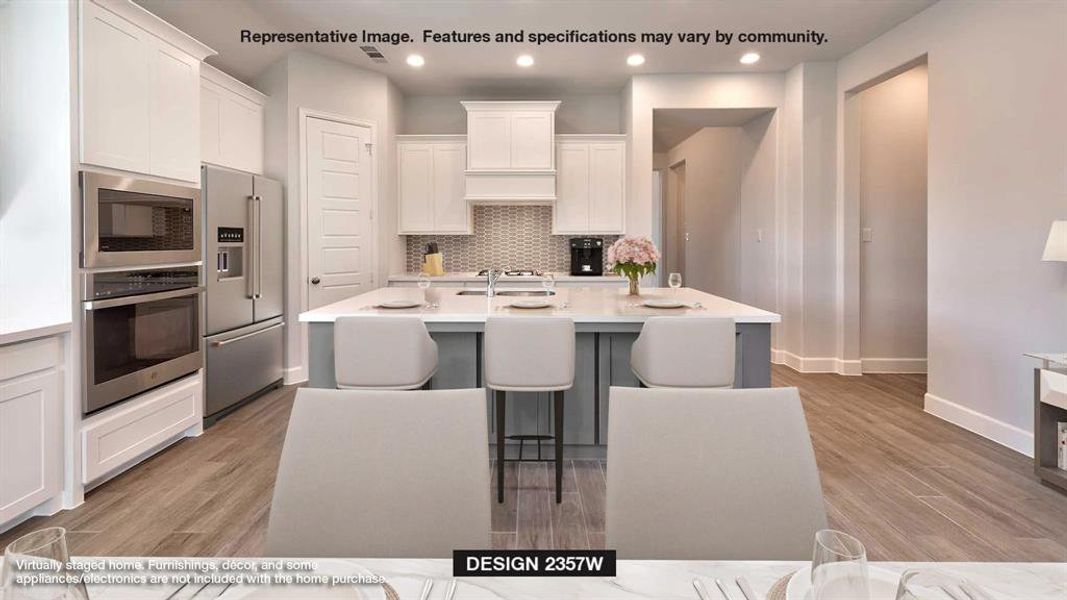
[862,227,873,242]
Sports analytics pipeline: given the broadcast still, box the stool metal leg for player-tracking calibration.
[554,390,564,504]
[496,390,505,503]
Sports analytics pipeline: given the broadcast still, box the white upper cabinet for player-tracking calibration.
[200,63,266,175]
[397,136,471,235]
[553,136,626,234]
[462,101,559,204]
[80,0,215,183]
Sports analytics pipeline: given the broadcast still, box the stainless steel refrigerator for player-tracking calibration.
[202,165,284,420]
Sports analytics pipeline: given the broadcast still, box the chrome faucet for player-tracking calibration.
[486,268,505,297]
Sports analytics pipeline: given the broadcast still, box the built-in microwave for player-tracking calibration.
[81,171,201,268]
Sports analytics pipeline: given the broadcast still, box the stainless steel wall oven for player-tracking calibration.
[82,266,203,414]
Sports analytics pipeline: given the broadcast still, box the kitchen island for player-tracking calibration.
[299,287,780,445]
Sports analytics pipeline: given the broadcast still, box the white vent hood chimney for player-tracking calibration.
[462,101,560,204]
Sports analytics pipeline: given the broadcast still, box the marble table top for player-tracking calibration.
[299,286,781,324]
[6,558,1062,599]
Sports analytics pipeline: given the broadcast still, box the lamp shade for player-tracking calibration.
[1043,220,1067,262]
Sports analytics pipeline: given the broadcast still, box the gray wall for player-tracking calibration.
[402,94,622,135]
[858,64,928,367]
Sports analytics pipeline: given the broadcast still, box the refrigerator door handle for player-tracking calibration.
[246,195,256,299]
[210,321,285,347]
[255,194,263,299]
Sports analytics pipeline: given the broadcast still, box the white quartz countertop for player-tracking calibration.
[19,557,1063,599]
[299,286,781,324]
[0,320,71,346]
[388,271,625,283]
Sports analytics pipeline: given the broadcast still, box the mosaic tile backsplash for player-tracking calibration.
[404,206,619,273]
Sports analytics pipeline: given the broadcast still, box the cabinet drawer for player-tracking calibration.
[0,336,62,381]
[82,372,201,483]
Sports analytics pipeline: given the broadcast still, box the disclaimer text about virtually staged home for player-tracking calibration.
[239,28,830,47]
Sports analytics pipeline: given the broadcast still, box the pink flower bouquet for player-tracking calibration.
[607,236,660,295]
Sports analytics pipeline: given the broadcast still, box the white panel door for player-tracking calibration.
[80,1,151,174]
[397,144,434,233]
[467,112,510,169]
[510,112,554,170]
[149,38,200,182]
[432,143,469,233]
[553,143,590,233]
[307,117,375,308]
[0,370,61,523]
[588,143,625,233]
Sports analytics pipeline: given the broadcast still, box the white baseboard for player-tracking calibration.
[861,358,927,373]
[284,366,308,386]
[772,350,861,376]
[924,392,1033,457]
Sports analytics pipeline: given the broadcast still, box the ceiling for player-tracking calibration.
[653,108,774,151]
[135,0,935,96]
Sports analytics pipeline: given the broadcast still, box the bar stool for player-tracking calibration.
[630,317,735,388]
[334,316,438,390]
[484,316,575,504]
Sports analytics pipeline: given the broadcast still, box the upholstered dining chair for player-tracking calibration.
[333,316,438,389]
[605,386,828,559]
[265,387,490,557]
[630,316,736,387]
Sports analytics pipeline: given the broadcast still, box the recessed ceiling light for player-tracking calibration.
[627,53,645,67]
[516,54,535,67]
[406,54,425,68]
[739,52,760,65]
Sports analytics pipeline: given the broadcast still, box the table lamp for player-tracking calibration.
[1043,220,1067,262]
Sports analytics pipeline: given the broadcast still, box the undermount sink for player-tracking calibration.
[456,289,557,296]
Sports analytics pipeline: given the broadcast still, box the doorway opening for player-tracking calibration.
[652,108,777,312]
[851,62,929,383]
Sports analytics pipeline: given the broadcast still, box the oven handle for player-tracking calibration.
[211,321,284,347]
[83,286,204,310]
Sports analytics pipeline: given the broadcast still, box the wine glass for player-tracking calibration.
[812,529,870,600]
[895,569,964,600]
[2,527,89,599]
[416,273,432,307]
[668,272,682,296]
[541,273,556,295]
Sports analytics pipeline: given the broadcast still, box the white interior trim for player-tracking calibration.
[924,392,1033,457]
[283,366,308,386]
[772,349,861,376]
[861,357,928,373]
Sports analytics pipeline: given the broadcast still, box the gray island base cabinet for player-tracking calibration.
[307,320,771,446]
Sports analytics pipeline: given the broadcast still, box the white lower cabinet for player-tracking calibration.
[0,337,64,525]
[553,136,626,234]
[397,136,471,234]
[81,372,202,484]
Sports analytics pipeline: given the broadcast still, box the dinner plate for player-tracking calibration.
[642,298,686,309]
[785,565,900,600]
[220,561,387,600]
[510,299,553,309]
[376,300,422,309]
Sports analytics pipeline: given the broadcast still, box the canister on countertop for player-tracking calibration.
[422,241,444,276]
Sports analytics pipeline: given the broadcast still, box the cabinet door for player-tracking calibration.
[432,143,469,233]
[221,94,264,175]
[588,143,625,233]
[398,144,435,233]
[554,143,590,233]
[510,112,554,170]
[80,1,151,174]
[0,370,62,523]
[149,38,200,182]
[200,82,223,166]
[467,111,510,170]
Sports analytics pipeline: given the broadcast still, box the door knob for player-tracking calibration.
[311,277,321,285]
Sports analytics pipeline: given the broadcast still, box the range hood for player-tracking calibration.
[462,101,560,204]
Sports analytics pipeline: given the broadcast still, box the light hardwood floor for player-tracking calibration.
[3,366,1065,561]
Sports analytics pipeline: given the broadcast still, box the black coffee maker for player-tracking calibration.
[569,238,604,276]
